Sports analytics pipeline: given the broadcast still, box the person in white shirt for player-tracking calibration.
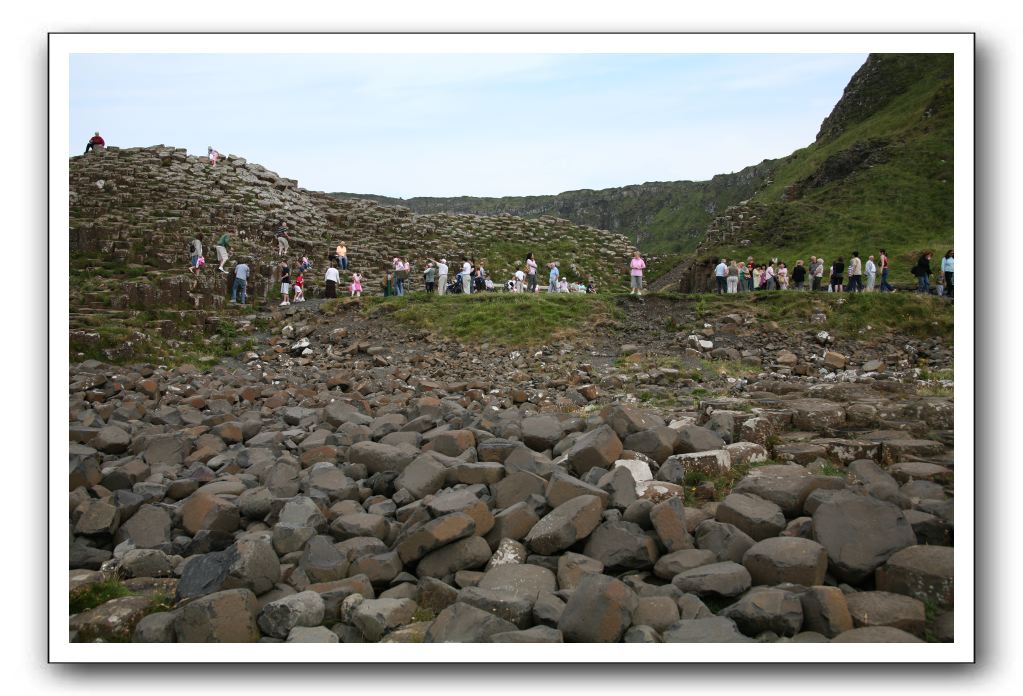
[324,262,340,298]
[865,255,877,291]
[714,259,728,294]
[514,269,525,293]
[432,258,449,295]
[462,258,472,294]
[941,250,954,298]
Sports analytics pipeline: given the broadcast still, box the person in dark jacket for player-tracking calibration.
[913,252,933,293]
[792,260,807,290]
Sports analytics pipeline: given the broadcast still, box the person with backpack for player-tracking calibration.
[189,238,203,275]
[214,232,230,273]
[912,252,933,293]
[275,222,290,257]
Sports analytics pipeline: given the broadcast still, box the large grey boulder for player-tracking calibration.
[812,495,916,584]
[524,494,604,555]
[351,598,418,642]
[716,493,786,541]
[395,512,476,565]
[558,574,638,643]
[875,545,954,607]
[424,602,518,642]
[694,519,756,563]
[564,425,623,477]
[174,589,261,642]
[845,591,926,637]
[720,587,803,637]
[799,586,853,638]
[672,561,751,598]
[673,425,726,454]
[581,521,659,571]
[258,591,325,639]
[742,537,828,586]
[662,617,754,643]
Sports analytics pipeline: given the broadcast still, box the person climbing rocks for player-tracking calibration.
[189,238,203,275]
[231,259,250,304]
[275,222,290,257]
[207,146,220,167]
[83,132,104,154]
[214,232,230,273]
[279,259,291,306]
[293,267,306,302]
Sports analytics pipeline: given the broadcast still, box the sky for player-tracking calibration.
[69,52,868,198]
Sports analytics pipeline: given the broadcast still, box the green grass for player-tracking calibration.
[70,578,134,615]
[658,290,953,342]
[362,292,621,347]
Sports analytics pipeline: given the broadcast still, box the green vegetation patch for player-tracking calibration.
[69,578,134,615]
[363,292,621,347]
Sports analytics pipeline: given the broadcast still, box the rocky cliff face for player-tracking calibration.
[69,146,641,313]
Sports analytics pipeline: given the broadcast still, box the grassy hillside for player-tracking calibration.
[706,54,954,284]
[331,160,775,256]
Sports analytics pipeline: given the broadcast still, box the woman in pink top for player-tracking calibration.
[629,251,647,295]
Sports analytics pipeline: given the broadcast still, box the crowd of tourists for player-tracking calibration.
[712,249,953,297]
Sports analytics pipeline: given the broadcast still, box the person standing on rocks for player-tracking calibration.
[849,251,863,292]
[207,146,220,167]
[275,222,290,258]
[941,249,954,298]
[630,251,647,295]
[526,252,538,293]
[879,248,894,291]
[278,259,291,306]
[393,257,407,296]
[433,258,448,295]
[912,251,933,293]
[189,237,203,275]
[865,255,877,291]
[324,261,340,298]
[293,266,305,302]
[423,262,436,294]
[548,260,560,294]
[792,259,806,290]
[83,131,104,154]
[231,259,250,304]
[350,271,363,297]
[830,256,845,292]
[214,232,230,273]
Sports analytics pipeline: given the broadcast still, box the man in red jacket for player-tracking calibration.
[84,132,105,154]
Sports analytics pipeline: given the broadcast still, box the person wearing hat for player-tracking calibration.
[432,257,449,295]
[84,131,104,154]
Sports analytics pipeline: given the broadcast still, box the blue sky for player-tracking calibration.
[69,53,867,197]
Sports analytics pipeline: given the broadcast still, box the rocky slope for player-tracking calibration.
[68,294,954,644]
[331,161,776,255]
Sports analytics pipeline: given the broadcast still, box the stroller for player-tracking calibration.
[447,273,465,294]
